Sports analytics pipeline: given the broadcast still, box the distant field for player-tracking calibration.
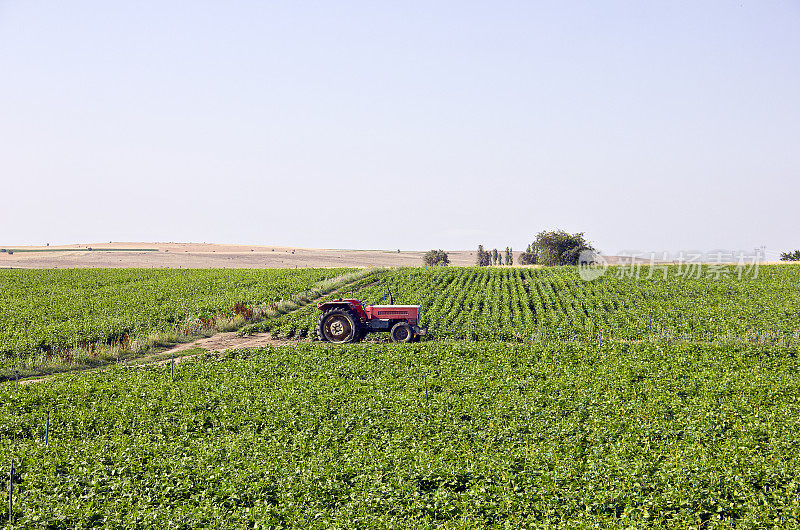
[4,341,800,527]
[3,242,791,269]
[0,242,481,268]
[3,248,158,253]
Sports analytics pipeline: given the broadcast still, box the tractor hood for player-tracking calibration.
[365,305,421,321]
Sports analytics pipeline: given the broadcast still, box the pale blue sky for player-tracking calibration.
[1,1,798,255]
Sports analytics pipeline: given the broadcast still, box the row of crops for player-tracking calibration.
[251,265,800,342]
[0,268,355,358]
[3,341,800,527]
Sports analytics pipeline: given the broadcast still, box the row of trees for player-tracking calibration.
[476,246,513,266]
[425,230,596,267]
[479,231,595,267]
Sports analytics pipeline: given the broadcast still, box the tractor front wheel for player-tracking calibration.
[317,308,361,343]
[390,322,414,343]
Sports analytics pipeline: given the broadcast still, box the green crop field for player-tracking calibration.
[2,265,800,527]
[3,342,800,527]
[248,265,800,343]
[0,268,356,375]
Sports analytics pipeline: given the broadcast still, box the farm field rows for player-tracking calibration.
[3,265,799,377]
[3,341,800,527]
[0,268,355,371]
[250,265,800,343]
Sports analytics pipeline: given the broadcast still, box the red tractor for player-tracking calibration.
[316,298,427,343]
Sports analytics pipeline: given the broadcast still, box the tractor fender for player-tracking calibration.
[316,301,355,312]
[317,300,367,321]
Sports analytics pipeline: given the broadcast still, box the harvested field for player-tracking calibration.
[0,242,482,269]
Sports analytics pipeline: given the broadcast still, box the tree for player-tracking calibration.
[519,243,537,265]
[527,230,595,266]
[504,247,513,266]
[780,250,800,261]
[491,248,499,266]
[423,249,450,266]
[476,245,491,267]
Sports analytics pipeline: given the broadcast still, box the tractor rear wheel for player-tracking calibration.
[390,322,414,343]
[317,308,361,343]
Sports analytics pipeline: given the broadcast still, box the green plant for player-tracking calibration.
[529,229,594,266]
[423,249,450,266]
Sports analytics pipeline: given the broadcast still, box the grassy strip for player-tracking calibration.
[1,312,250,382]
[8,347,209,384]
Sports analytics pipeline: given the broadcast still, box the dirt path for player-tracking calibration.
[15,335,306,386]
[158,332,305,362]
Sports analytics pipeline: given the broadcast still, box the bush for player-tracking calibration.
[423,249,450,266]
[526,230,595,266]
[780,250,800,261]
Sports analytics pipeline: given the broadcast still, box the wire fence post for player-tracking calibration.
[171,351,174,381]
[45,412,50,446]
[424,376,428,404]
[14,371,19,390]
[8,460,13,524]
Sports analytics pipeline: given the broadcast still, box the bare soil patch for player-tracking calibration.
[159,332,303,361]
[0,242,484,269]
[2,242,790,268]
